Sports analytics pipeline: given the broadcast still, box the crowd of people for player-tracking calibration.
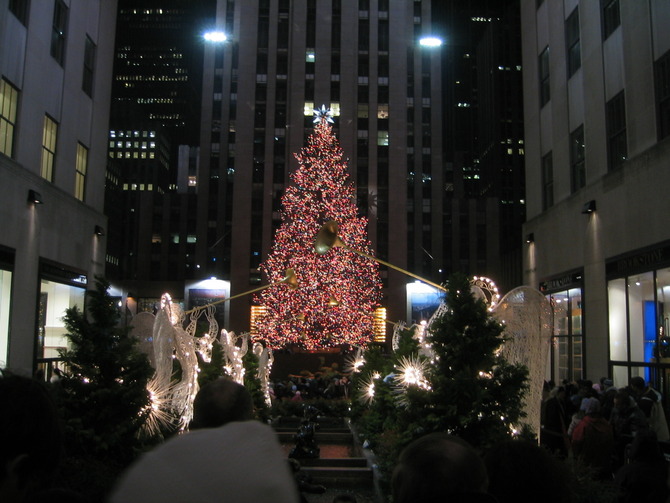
[270,374,352,402]
[541,376,670,500]
[4,367,670,502]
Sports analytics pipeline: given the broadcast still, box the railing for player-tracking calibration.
[34,357,66,383]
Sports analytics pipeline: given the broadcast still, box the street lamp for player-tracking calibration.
[203,30,227,43]
[419,36,443,48]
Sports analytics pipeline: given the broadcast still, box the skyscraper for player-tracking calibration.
[106,1,213,284]
[195,0,446,334]
[111,0,526,345]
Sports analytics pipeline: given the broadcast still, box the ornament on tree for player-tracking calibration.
[254,107,382,350]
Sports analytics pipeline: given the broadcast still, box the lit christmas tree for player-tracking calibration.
[254,107,382,350]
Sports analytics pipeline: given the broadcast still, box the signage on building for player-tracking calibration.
[40,261,88,287]
[606,242,670,278]
[539,271,583,293]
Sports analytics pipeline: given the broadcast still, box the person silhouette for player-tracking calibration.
[392,433,495,503]
[0,369,64,502]
[109,377,299,502]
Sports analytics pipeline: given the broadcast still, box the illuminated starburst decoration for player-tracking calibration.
[313,104,334,124]
[393,354,432,391]
[343,347,366,374]
[358,372,379,405]
[139,377,175,438]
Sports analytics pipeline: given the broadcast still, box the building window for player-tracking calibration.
[539,46,550,107]
[566,8,581,78]
[377,131,389,146]
[37,278,85,365]
[606,91,627,171]
[41,115,58,182]
[541,152,553,210]
[74,143,88,201]
[655,49,670,141]
[546,286,584,382]
[570,125,585,192]
[0,79,19,158]
[0,248,13,366]
[608,261,670,398]
[9,0,30,25]
[82,36,96,97]
[50,0,68,65]
[377,104,389,119]
[601,0,620,40]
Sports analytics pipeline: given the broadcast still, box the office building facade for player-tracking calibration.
[0,0,117,372]
[521,0,670,396]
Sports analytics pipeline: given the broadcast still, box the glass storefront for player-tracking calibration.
[0,269,12,367]
[608,265,670,391]
[540,271,584,383]
[38,280,86,360]
[36,262,87,377]
[606,243,670,416]
[0,247,14,367]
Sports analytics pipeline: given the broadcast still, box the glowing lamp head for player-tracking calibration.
[419,36,443,47]
[204,31,227,43]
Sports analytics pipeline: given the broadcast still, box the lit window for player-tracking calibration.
[377,131,389,146]
[0,78,19,157]
[306,51,315,63]
[74,143,88,201]
[41,115,58,181]
[330,103,341,116]
[304,102,314,116]
[378,104,389,119]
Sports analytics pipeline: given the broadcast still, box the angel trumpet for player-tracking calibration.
[183,268,299,315]
[314,220,446,292]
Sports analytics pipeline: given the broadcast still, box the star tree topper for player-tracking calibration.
[313,105,335,124]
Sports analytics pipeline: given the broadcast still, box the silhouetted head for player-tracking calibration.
[628,429,664,464]
[392,433,488,503]
[629,376,646,393]
[0,370,63,502]
[190,378,253,429]
[484,439,571,503]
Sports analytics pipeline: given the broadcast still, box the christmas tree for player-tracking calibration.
[351,273,530,489]
[53,278,158,498]
[255,107,383,350]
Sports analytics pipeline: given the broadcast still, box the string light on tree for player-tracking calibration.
[254,106,382,349]
[470,276,501,311]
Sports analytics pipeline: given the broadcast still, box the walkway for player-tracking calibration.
[274,416,381,503]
